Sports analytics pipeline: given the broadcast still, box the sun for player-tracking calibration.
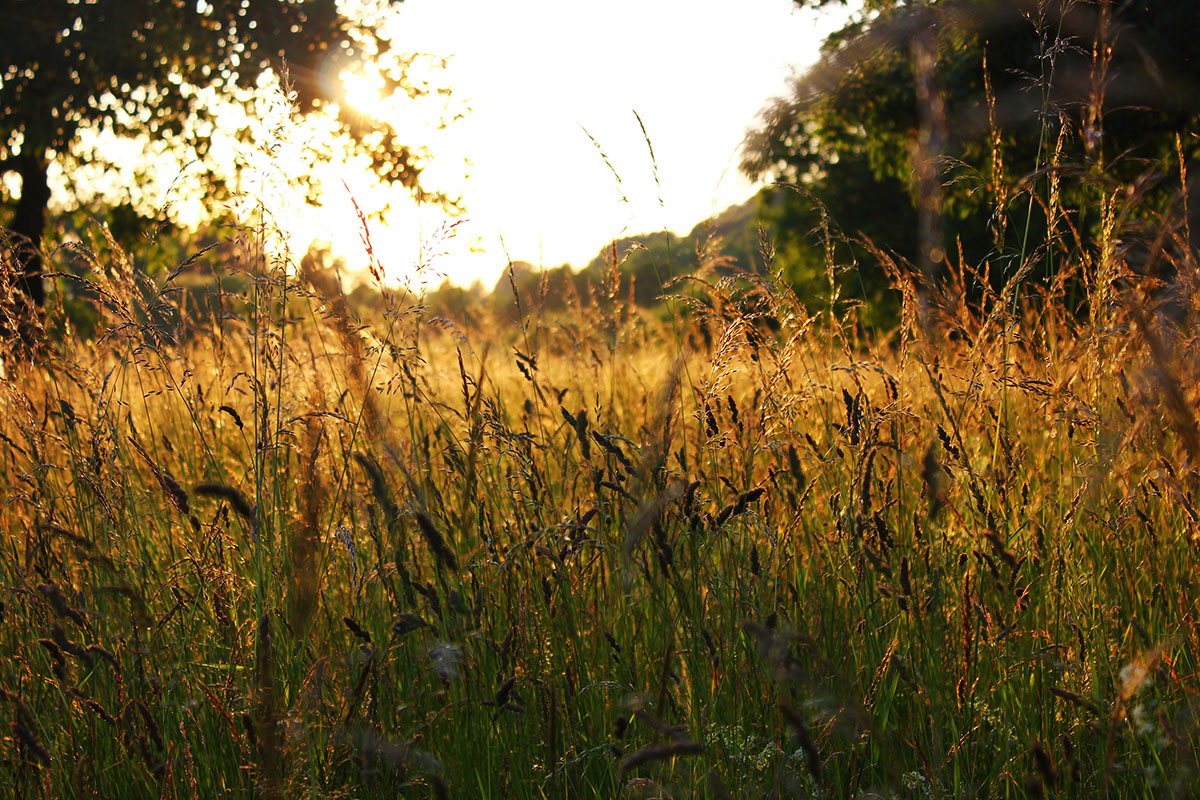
[340,70,384,117]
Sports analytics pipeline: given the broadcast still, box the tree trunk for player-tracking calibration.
[9,152,50,307]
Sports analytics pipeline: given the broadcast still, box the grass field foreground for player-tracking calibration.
[0,199,1198,799]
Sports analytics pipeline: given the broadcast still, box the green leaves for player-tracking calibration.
[1,0,450,306]
[742,0,1200,326]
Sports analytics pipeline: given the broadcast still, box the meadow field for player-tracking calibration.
[0,191,1198,800]
[3,2,1200,794]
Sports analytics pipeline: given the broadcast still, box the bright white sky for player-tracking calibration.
[285,0,852,290]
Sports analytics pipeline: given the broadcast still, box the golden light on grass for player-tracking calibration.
[2,2,1199,798]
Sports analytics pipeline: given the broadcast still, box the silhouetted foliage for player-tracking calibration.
[744,0,1200,327]
[0,0,452,318]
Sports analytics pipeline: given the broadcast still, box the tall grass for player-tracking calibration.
[1,2,1199,798]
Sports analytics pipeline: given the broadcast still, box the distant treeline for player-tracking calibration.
[416,195,777,326]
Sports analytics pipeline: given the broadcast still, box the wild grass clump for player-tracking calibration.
[1,4,1200,799]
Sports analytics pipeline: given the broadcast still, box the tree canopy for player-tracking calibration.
[0,0,450,312]
[743,0,1200,327]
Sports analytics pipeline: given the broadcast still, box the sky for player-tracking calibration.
[281,0,852,290]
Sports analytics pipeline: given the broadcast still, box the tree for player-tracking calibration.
[0,0,451,315]
[576,196,777,310]
[743,0,1200,326]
